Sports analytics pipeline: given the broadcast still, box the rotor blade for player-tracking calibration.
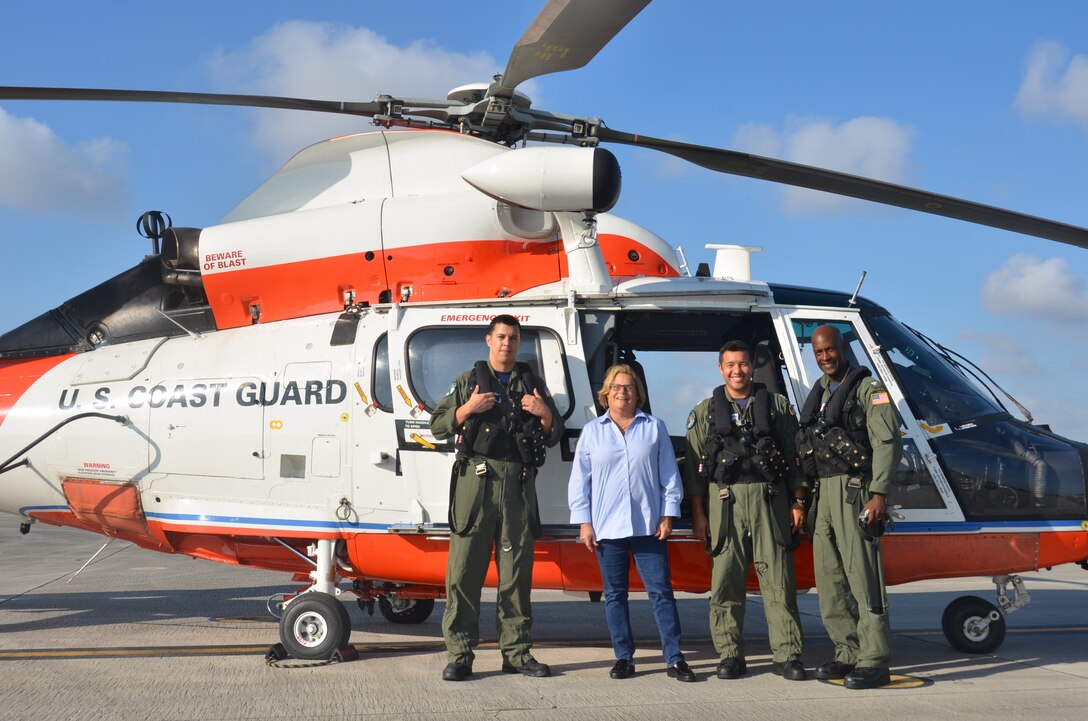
[495,0,651,97]
[0,86,388,117]
[596,127,1088,249]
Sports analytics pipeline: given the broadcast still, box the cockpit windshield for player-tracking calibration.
[865,313,1004,426]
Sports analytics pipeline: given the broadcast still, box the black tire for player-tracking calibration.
[378,596,435,624]
[941,595,1006,654]
[279,592,352,660]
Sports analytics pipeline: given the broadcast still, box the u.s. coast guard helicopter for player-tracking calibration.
[2,0,1087,660]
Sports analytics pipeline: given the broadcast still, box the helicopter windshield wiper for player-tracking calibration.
[905,323,1033,423]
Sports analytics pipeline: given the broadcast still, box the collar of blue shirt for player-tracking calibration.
[597,408,647,425]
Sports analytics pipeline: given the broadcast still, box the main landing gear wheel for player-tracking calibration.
[279,592,352,660]
[941,595,1007,654]
[378,596,435,624]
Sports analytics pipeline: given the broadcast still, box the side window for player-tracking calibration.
[372,333,393,412]
[406,327,571,415]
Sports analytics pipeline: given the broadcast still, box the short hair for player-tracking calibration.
[597,363,648,409]
[718,339,751,365]
[488,314,521,334]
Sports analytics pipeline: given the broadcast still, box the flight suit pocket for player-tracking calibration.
[450,469,485,533]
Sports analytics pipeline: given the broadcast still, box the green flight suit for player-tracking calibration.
[429,361,563,667]
[810,372,901,669]
[684,389,806,663]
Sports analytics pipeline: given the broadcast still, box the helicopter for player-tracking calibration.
[1,0,1087,662]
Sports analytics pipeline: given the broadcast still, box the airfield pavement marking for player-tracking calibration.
[821,675,933,689]
[4,624,1087,661]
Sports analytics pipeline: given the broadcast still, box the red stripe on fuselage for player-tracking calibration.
[0,355,73,429]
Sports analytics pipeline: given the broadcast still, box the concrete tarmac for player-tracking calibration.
[2,516,1087,721]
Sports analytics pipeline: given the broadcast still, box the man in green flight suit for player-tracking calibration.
[685,340,809,681]
[429,314,564,682]
[798,324,902,690]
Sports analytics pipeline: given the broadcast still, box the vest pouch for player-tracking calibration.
[750,452,777,483]
[754,436,790,482]
[825,426,870,472]
[712,448,740,483]
[795,428,819,479]
[470,422,505,457]
[514,426,547,468]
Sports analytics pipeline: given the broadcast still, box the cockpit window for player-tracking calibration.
[406,326,571,416]
[865,314,1003,426]
[935,421,1086,520]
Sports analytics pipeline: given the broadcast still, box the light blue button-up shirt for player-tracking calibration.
[568,409,683,540]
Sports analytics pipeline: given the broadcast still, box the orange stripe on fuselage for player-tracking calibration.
[597,233,681,279]
[0,354,73,429]
[202,239,565,329]
[202,235,678,330]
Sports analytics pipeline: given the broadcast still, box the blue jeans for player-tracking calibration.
[596,535,684,666]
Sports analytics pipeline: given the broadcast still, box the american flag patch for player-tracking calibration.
[871,392,890,405]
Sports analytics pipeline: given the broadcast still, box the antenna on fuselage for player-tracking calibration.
[848,271,868,306]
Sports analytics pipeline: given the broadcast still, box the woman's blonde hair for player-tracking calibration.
[597,363,647,409]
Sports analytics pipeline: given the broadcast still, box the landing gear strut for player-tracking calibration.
[941,574,1029,654]
[272,538,355,661]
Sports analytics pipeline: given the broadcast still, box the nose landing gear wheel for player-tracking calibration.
[279,592,352,660]
[378,596,435,624]
[941,595,1006,654]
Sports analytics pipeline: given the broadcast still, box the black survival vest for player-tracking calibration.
[701,384,794,557]
[448,361,549,537]
[796,366,873,478]
[700,384,791,485]
[454,361,548,468]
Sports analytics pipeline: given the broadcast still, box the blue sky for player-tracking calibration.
[1,1,1087,438]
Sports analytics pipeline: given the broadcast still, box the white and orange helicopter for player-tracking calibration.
[2,0,1087,661]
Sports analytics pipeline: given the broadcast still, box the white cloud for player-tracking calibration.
[953,328,1045,375]
[210,21,524,161]
[730,115,914,214]
[0,107,127,216]
[1015,41,1088,133]
[982,253,1088,320]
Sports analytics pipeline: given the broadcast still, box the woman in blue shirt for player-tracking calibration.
[568,364,695,682]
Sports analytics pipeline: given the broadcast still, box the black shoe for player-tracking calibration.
[715,657,747,679]
[609,659,635,679]
[844,666,891,690]
[501,656,551,677]
[441,662,472,681]
[772,658,807,681]
[667,660,697,682]
[814,660,855,680]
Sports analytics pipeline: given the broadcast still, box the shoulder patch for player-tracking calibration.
[788,404,796,417]
[871,392,890,405]
[444,383,456,398]
[686,410,697,430]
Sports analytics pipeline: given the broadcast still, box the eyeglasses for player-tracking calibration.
[609,383,636,393]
